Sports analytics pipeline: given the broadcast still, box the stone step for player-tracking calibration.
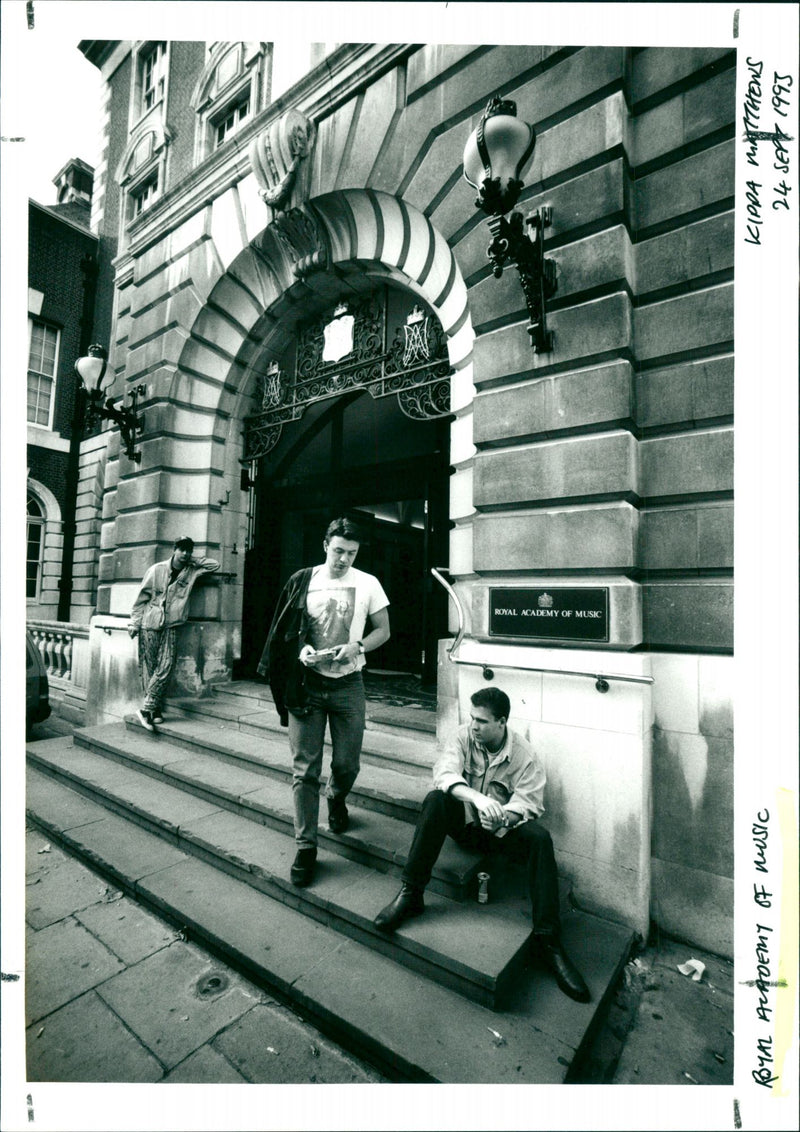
[29,739,526,1007]
[31,724,479,901]
[168,695,438,777]
[26,761,634,1083]
[66,723,479,901]
[212,679,438,736]
[126,713,428,826]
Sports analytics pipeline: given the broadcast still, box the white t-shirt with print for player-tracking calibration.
[305,564,389,678]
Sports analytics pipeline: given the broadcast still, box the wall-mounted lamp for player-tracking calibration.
[463,96,557,353]
[75,344,145,463]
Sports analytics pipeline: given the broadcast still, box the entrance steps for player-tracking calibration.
[25,690,635,1083]
[172,680,438,777]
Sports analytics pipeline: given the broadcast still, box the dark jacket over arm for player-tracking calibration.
[256,567,313,726]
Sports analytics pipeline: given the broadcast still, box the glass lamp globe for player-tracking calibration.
[74,347,108,391]
[463,97,536,217]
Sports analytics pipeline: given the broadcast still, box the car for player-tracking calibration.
[26,631,51,733]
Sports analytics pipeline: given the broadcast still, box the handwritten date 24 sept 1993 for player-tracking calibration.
[743,59,793,245]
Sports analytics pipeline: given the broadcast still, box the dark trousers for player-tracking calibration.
[401,789,561,935]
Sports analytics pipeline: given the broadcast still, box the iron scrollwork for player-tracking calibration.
[243,290,452,460]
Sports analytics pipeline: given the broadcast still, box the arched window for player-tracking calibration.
[27,496,45,600]
[191,43,270,163]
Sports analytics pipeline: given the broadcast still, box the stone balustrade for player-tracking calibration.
[27,621,90,685]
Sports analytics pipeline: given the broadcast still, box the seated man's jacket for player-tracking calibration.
[433,723,546,834]
[257,566,314,726]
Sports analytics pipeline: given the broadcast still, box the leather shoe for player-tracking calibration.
[533,935,591,1003]
[374,884,425,932]
[290,847,317,887]
[327,797,349,834]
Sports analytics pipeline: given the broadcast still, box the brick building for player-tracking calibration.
[70,40,734,955]
[27,158,99,622]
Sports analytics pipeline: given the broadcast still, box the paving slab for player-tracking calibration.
[161,1042,249,1083]
[213,1001,387,1083]
[26,851,116,930]
[26,989,164,1082]
[94,940,261,1071]
[75,895,178,966]
[612,938,734,1085]
[26,828,71,874]
[26,784,631,1084]
[26,917,125,1023]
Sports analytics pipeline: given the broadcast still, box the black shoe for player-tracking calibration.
[532,935,591,1003]
[374,884,425,932]
[327,797,349,834]
[152,713,164,725]
[290,847,317,887]
[137,709,156,733]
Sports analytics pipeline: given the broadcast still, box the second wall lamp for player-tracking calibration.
[74,344,145,463]
[463,95,557,353]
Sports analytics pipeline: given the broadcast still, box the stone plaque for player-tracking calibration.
[489,588,609,642]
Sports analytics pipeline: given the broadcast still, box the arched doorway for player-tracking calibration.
[238,282,452,686]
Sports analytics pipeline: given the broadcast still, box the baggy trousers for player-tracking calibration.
[401,788,561,935]
[138,627,177,714]
[288,668,366,849]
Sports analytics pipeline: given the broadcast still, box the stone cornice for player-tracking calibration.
[79,40,130,81]
[114,43,415,270]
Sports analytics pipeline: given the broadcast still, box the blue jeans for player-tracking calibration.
[288,669,366,848]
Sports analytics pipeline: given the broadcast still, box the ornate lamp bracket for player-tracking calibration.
[76,345,145,462]
[485,205,557,353]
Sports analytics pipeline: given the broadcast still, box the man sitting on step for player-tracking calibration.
[374,685,591,1003]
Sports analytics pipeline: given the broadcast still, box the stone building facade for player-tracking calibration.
[77,41,735,954]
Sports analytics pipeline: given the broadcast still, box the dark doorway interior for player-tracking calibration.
[239,389,450,686]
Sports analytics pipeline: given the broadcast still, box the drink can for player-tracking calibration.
[477,872,490,903]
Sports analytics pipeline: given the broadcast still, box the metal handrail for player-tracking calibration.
[431,567,653,693]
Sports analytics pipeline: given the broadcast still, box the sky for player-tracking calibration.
[3,9,103,205]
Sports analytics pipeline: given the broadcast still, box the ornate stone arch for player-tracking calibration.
[173,188,475,432]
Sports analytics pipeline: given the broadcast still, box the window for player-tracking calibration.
[116,122,169,233]
[214,92,251,147]
[27,497,44,599]
[132,173,159,216]
[27,319,59,427]
[191,43,269,163]
[140,41,167,113]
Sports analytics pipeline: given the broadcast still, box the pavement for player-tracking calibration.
[20,718,734,1093]
[23,824,386,1085]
